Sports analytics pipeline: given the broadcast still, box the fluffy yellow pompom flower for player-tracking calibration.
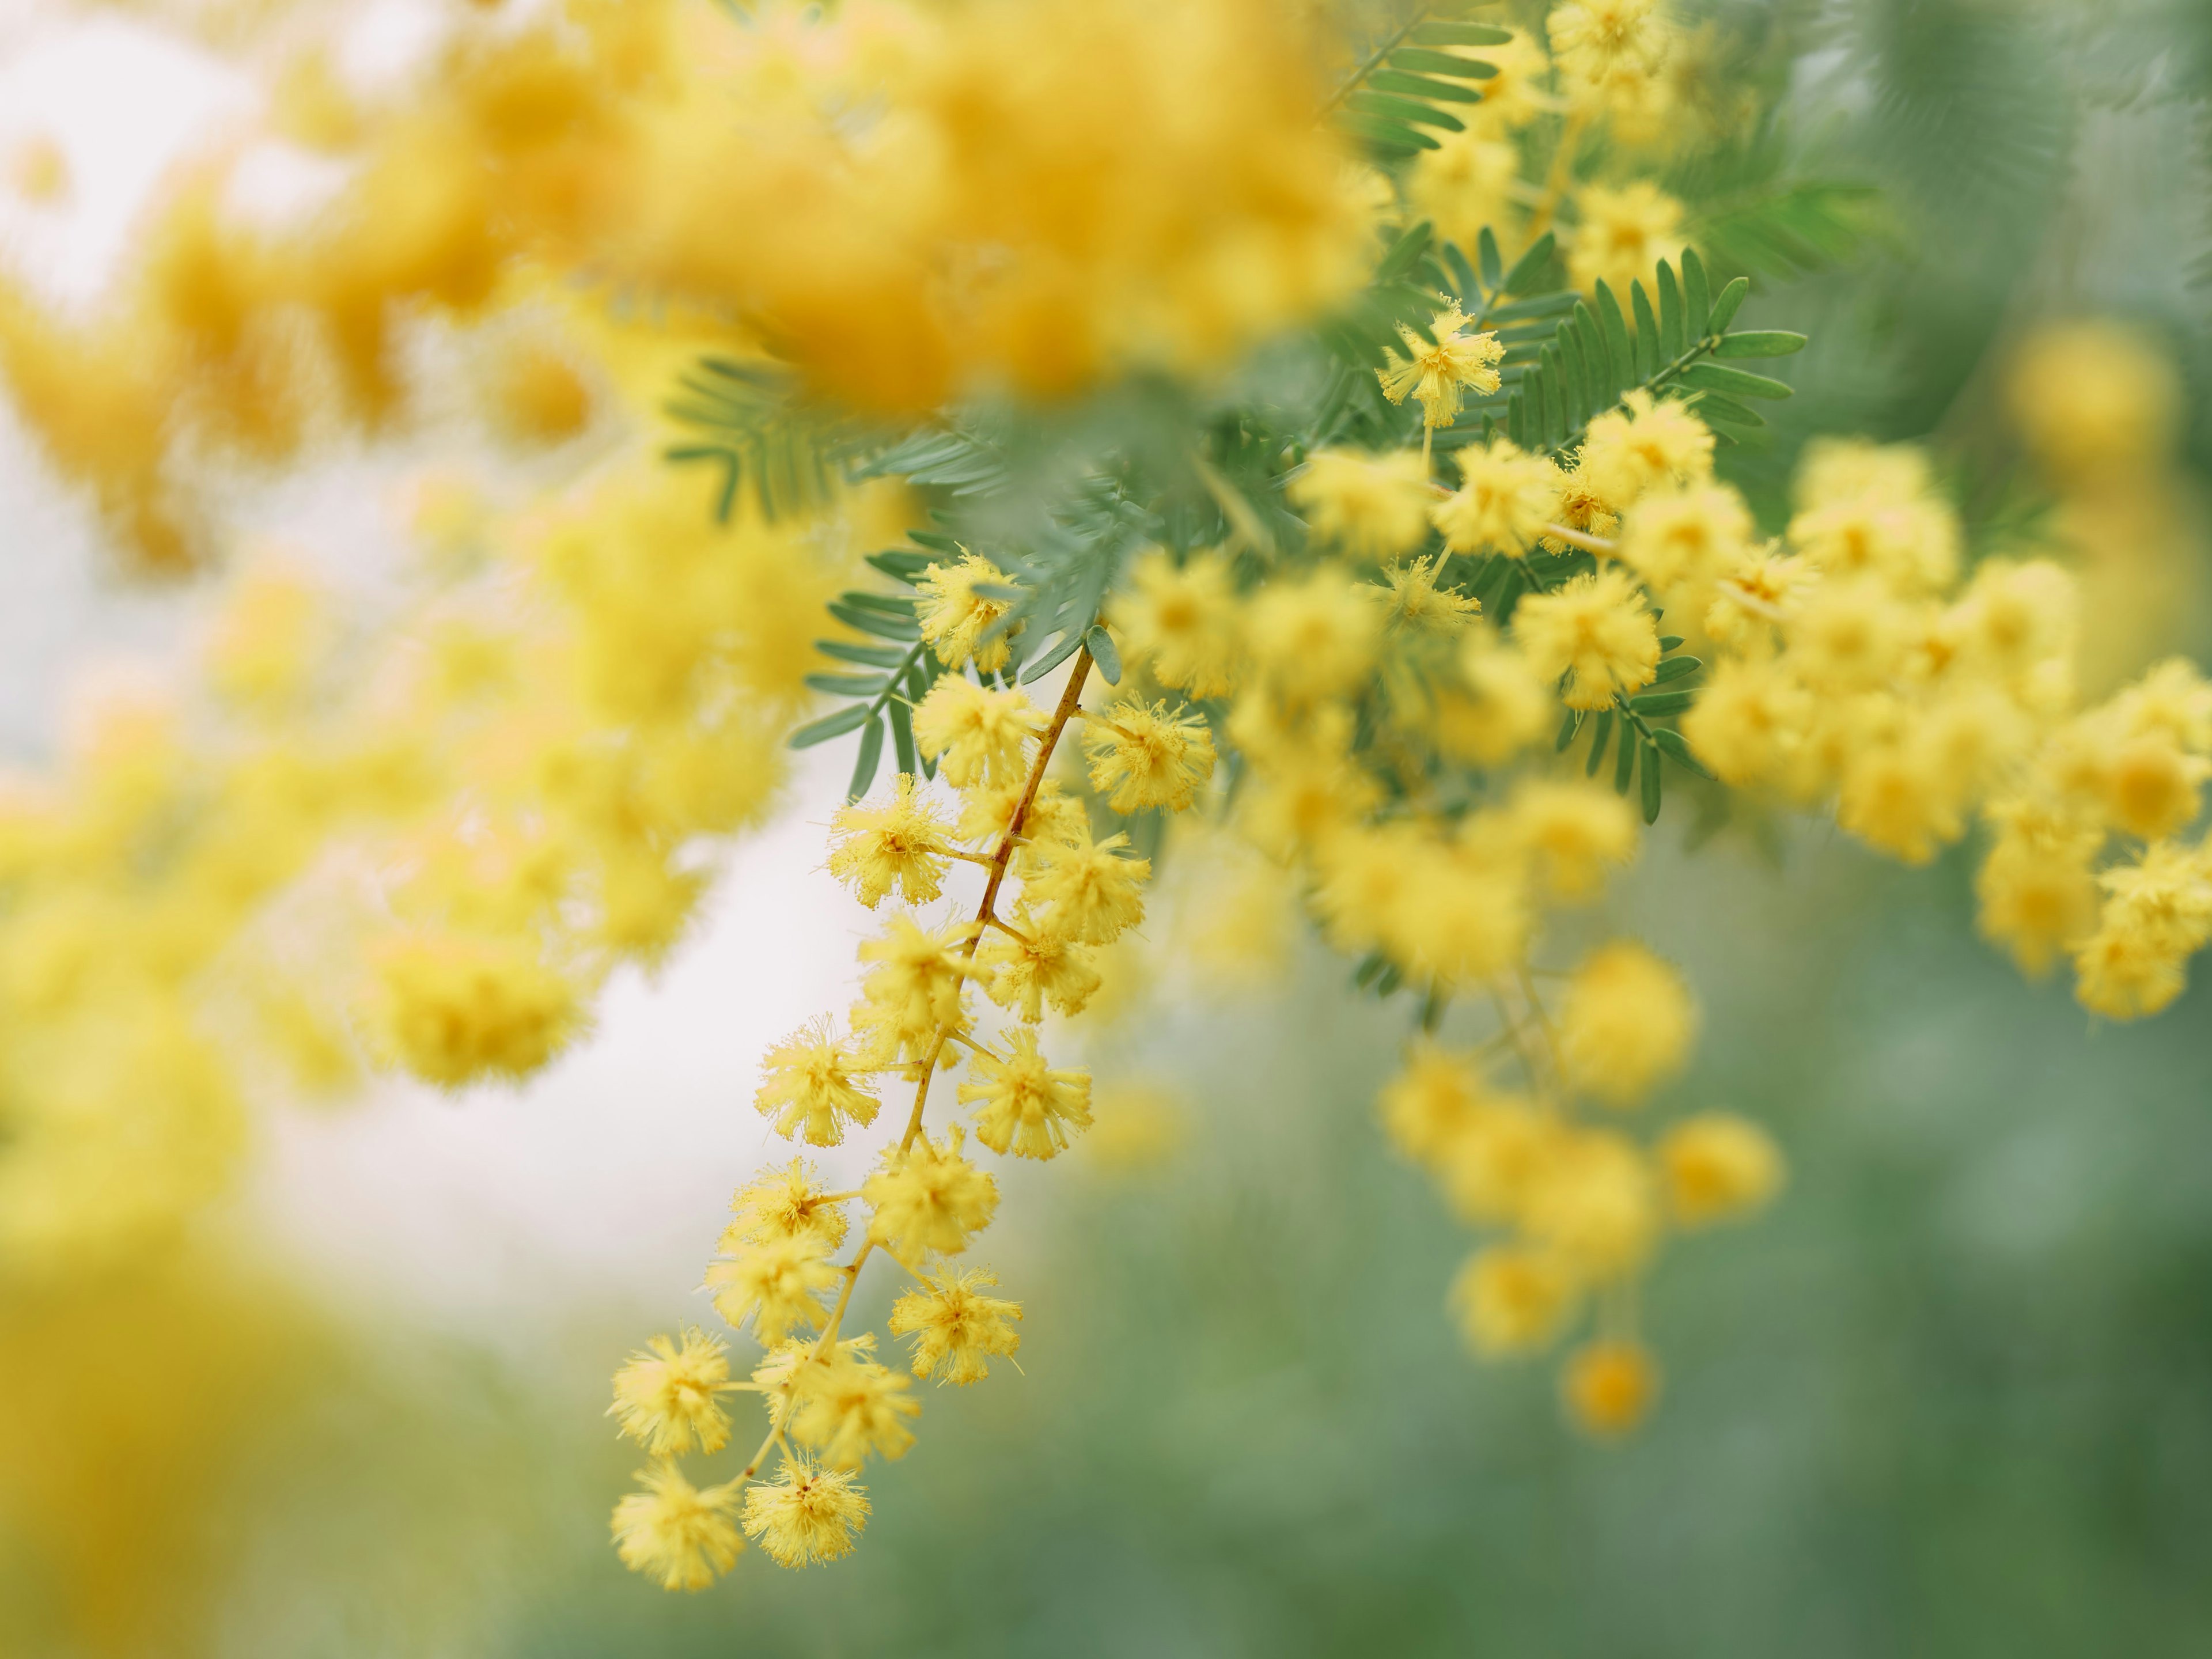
[1660,1113,1786,1226]
[1560,940,1698,1107]
[1562,1339,1660,1437]
[1440,1100,1554,1228]
[1022,827,1150,945]
[1540,460,1623,553]
[2071,924,2189,1021]
[976,920,1102,1022]
[1566,182,1686,301]
[1376,1041,1487,1166]
[960,1028,1094,1160]
[1375,304,1505,429]
[863,1126,1000,1259]
[1522,1127,1661,1277]
[827,774,953,908]
[955,774,1088,849]
[854,916,978,1065]
[1370,554,1484,639]
[889,1267,1024,1385]
[1115,550,1242,698]
[1406,129,1522,252]
[722,1158,851,1255]
[704,1232,839,1343]
[1681,657,1810,785]
[1578,389,1713,509]
[912,676,1045,789]
[1082,699,1217,813]
[608,1328,738,1456]
[1441,631,1555,764]
[1618,483,1755,599]
[1548,0,1668,79]
[787,1347,921,1468]
[916,552,1018,673]
[1975,805,2103,976]
[1510,778,1639,900]
[1244,565,1386,702]
[1433,438,1562,557]
[741,1457,870,1568]
[370,929,586,1087]
[1511,567,1662,710]
[612,1461,743,1591]
[1287,448,1435,560]
[1450,1246,1582,1356]
[755,1020,881,1146]
[2101,732,2208,841]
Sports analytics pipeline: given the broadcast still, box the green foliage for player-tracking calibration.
[1324,3,1510,160]
[662,358,881,523]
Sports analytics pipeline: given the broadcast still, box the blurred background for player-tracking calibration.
[3,0,2211,1654]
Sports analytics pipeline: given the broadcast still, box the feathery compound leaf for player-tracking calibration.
[1679,363,1794,400]
[1389,47,1498,79]
[789,704,873,749]
[1502,231,1559,296]
[817,639,909,669]
[1652,654,1702,684]
[1652,727,1712,779]
[1713,329,1805,358]
[664,357,882,522]
[1368,67,1486,104]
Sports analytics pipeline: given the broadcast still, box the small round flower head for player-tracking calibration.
[1452,25,1550,130]
[827,774,952,908]
[1511,566,1661,710]
[1785,438,1960,593]
[756,1019,881,1146]
[1375,303,1505,429]
[1578,389,1713,510]
[1566,182,1685,302]
[960,1028,1093,1160]
[1433,437,1562,558]
[1560,941,1697,1107]
[1706,550,1817,647]
[912,676,1044,789]
[1437,1093,1560,1224]
[741,1457,870,1569]
[611,1461,743,1590]
[1380,838,1533,985]
[955,774,1088,850]
[1406,129,1521,252]
[1562,1339,1660,1438]
[1837,734,1966,865]
[1022,827,1150,946]
[1540,460,1622,553]
[2112,658,2212,753]
[1450,1246,1582,1356]
[609,1327,738,1456]
[889,1266,1024,1385]
[1440,631,1554,766]
[722,1158,850,1255]
[2097,842,2212,955]
[1376,1041,1486,1166]
[863,1124,1000,1259]
[916,552,1018,673]
[787,1347,921,1469]
[1244,565,1385,702]
[1115,550,1241,699]
[1619,482,1755,599]
[1289,448,1435,560]
[2007,319,2181,487]
[1368,554,1483,639]
[1510,778,1639,900]
[2072,925,2188,1021]
[1680,657,1810,786]
[704,1232,839,1342]
[1082,699,1216,813]
[1660,1112,1785,1226]
[1548,0,1667,80]
[2101,732,2208,842]
[855,916,978,1063]
[1974,806,2103,976]
[370,928,586,1087]
[976,919,1101,1022]
[1522,1127,1661,1278]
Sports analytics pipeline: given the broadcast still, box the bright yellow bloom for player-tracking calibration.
[863,1126,1000,1259]
[1289,447,1436,559]
[916,553,1019,673]
[369,929,586,1088]
[1083,700,1217,813]
[1522,1127,1661,1277]
[1375,304,1505,429]
[1618,482,1754,599]
[787,1348,921,1468]
[1406,129,1522,252]
[704,1233,839,1343]
[1548,0,1668,79]
[612,1461,743,1590]
[1540,460,1622,553]
[960,1028,1094,1160]
[1022,827,1150,946]
[741,1457,870,1569]
[608,1328,738,1456]
[1578,389,1713,509]
[1376,1042,1487,1166]
[722,1158,851,1255]
[1562,1339,1660,1437]
[1369,554,1484,638]
[1660,1113,1785,1226]
[1567,181,1686,301]
[854,917,978,1067]
[1115,550,1242,699]
[1433,438,1562,558]
[1441,631,1555,765]
[888,1267,1025,1385]
[1975,805,2104,976]
[1679,658,1810,786]
[953,774,1088,849]
[755,1020,882,1147]
[912,676,1045,789]
[828,774,953,908]
[1511,567,1661,710]
[1560,941,1697,1107]
[976,919,1103,1022]
[2072,925,2189,1021]
[1451,1247,1581,1356]
[1510,778,1639,900]
[1244,565,1386,701]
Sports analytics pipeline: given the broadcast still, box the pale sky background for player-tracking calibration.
[0,1,882,1340]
